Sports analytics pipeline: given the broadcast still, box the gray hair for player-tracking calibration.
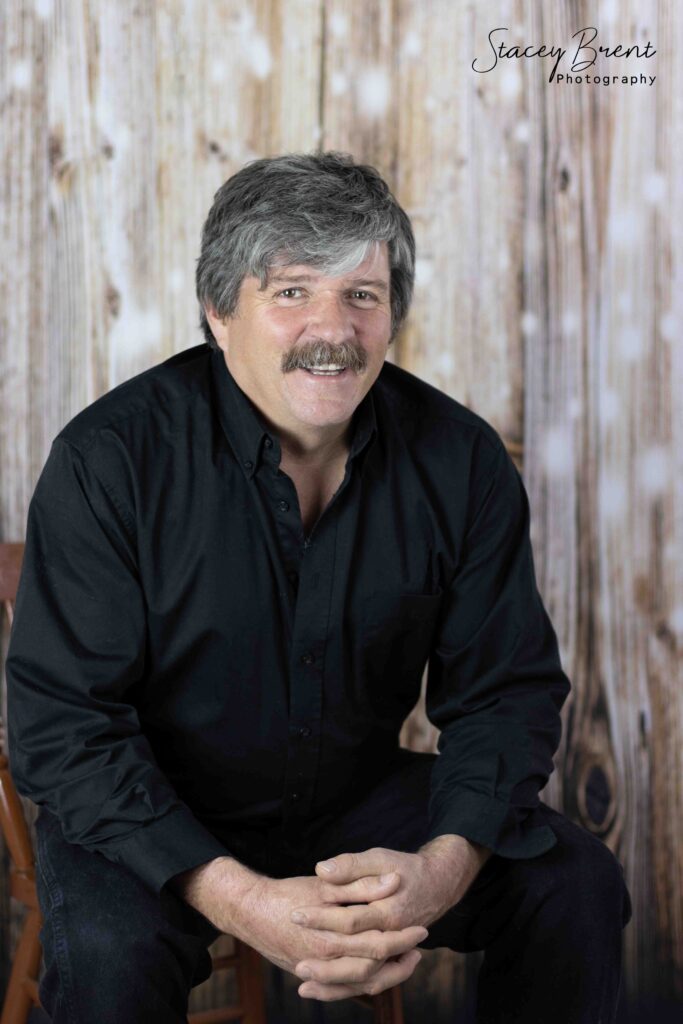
[195,151,415,348]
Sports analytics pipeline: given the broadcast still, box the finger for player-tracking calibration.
[315,848,399,883]
[296,954,384,986]
[298,948,422,1002]
[298,925,428,962]
[317,872,400,904]
[291,900,387,934]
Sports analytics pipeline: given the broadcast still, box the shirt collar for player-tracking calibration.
[209,347,377,480]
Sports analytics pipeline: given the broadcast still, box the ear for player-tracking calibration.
[204,305,229,350]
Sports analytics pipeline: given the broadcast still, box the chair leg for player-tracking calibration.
[373,986,404,1024]
[235,941,267,1024]
[1,907,43,1024]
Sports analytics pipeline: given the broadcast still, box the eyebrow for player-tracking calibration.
[267,274,389,295]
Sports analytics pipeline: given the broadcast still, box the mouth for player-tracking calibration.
[298,365,350,378]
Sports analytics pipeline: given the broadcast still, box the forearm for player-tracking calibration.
[418,833,492,911]
[171,855,267,935]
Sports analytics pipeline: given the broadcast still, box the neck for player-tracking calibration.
[276,422,352,469]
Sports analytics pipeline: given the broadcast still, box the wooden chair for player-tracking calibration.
[0,542,403,1022]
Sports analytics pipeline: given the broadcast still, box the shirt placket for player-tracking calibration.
[259,438,353,838]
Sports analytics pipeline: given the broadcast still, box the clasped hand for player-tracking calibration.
[243,846,461,1002]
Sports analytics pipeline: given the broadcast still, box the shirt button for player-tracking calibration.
[278,500,290,512]
[243,459,253,469]
[298,726,311,738]
[301,652,314,665]
[291,792,300,802]
[264,437,273,448]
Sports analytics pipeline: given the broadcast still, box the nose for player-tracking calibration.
[305,291,356,344]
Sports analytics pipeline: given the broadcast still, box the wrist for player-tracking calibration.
[420,833,492,869]
[418,835,492,914]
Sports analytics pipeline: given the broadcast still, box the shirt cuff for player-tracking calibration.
[101,803,231,894]
[426,787,558,859]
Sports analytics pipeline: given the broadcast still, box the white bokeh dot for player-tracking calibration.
[561,310,580,334]
[642,172,666,205]
[670,605,683,635]
[600,388,620,424]
[11,60,32,90]
[610,208,641,246]
[542,426,573,477]
[617,291,634,314]
[499,66,522,99]
[401,31,421,58]
[110,304,162,361]
[599,471,627,518]
[659,311,676,341]
[415,258,434,286]
[513,120,531,143]
[328,13,348,37]
[209,61,227,83]
[520,311,538,337]
[356,67,390,118]
[245,34,272,79]
[618,326,644,361]
[168,268,185,294]
[636,445,670,497]
[436,350,455,376]
[330,71,348,96]
[601,0,619,24]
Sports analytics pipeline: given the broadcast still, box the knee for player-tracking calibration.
[537,831,632,931]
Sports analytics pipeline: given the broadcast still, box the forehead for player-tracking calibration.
[266,241,390,289]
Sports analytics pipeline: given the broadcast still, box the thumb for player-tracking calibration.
[315,849,398,883]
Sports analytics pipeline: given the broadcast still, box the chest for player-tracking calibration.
[282,461,347,536]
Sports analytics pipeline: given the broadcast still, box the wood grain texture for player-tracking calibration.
[1,0,681,1018]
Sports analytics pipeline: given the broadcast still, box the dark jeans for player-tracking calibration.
[34,749,632,1023]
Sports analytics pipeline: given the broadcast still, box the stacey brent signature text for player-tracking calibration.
[472,26,656,83]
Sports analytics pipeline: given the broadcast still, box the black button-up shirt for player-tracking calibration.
[7,344,570,894]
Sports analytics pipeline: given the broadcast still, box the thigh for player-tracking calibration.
[34,807,219,1023]
[301,747,437,866]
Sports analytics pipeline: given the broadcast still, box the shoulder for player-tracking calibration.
[56,344,212,456]
[373,360,505,459]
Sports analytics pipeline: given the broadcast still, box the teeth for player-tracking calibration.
[304,364,344,371]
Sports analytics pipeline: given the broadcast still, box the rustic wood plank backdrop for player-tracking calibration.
[1,0,681,1020]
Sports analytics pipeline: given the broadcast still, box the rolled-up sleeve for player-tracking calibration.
[424,437,571,858]
[6,437,228,893]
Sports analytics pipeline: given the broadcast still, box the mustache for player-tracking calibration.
[281,339,367,373]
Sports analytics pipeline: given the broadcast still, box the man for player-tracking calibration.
[7,151,631,1022]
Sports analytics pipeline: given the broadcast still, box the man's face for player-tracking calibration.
[206,242,393,439]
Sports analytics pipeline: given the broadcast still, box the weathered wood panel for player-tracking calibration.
[1,0,681,1019]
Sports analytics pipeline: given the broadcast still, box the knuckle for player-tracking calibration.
[350,910,367,932]
[317,935,340,958]
[371,941,387,960]
[335,917,354,936]
[361,959,380,981]
[320,881,339,902]
[365,976,384,996]
[383,910,401,931]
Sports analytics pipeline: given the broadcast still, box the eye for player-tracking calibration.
[277,287,304,299]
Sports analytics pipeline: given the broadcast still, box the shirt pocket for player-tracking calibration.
[359,588,443,719]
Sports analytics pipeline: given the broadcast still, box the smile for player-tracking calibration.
[305,364,348,372]
[300,366,348,377]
